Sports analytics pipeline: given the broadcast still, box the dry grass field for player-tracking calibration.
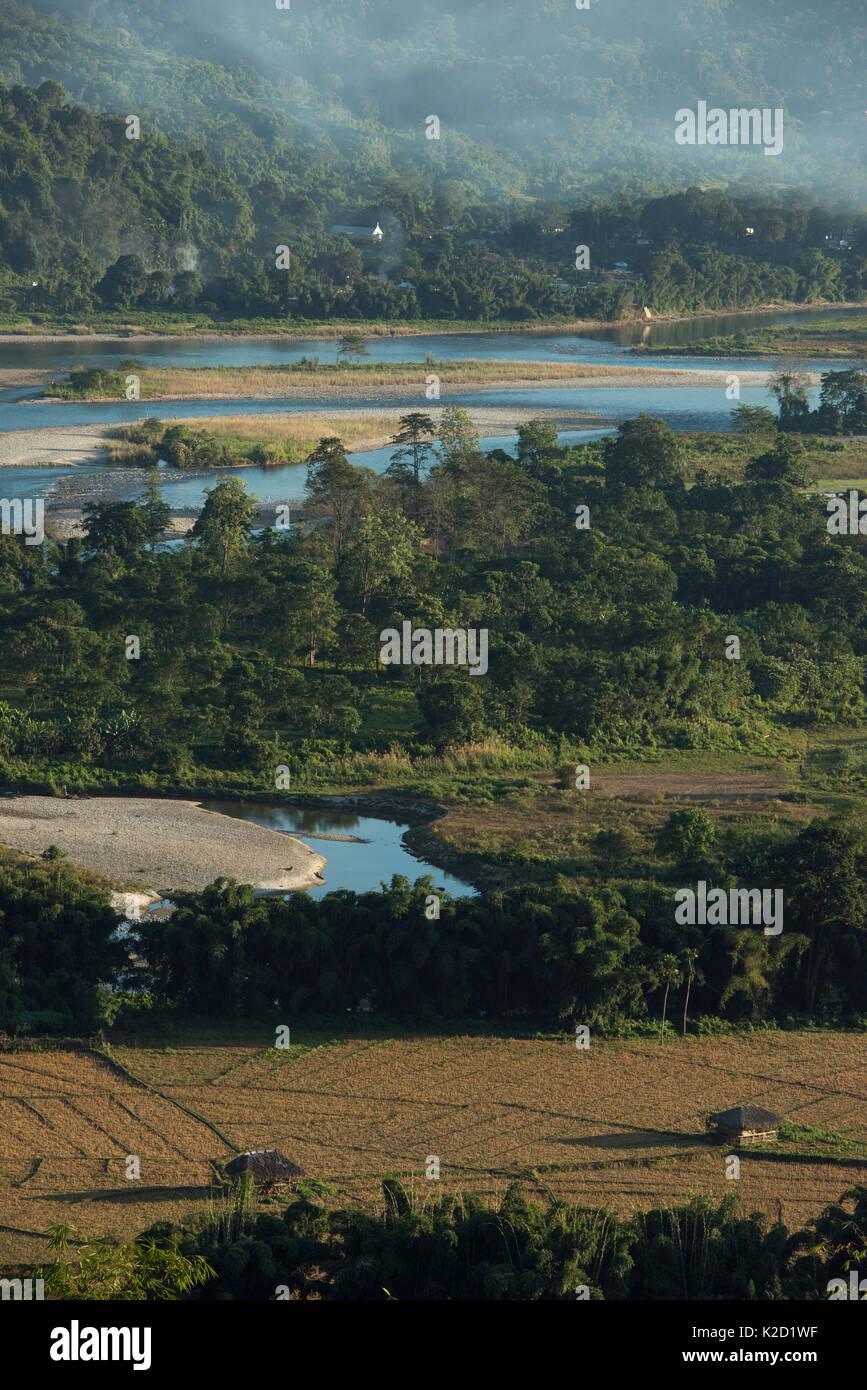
[1,1030,865,1268]
[0,1049,221,1263]
[69,358,655,401]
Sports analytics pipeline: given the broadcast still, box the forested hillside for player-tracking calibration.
[1,82,865,324]
[1,0,864,203]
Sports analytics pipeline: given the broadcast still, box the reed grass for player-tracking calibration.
[97,359,629,399]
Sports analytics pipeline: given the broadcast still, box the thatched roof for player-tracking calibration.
[225,1149,303,1183]
[706,1105,782,1131]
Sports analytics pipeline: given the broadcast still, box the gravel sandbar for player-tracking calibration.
[0,796,326,894]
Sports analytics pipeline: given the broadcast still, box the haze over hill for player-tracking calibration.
[0,0,864,204]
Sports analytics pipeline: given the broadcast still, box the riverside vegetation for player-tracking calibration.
[2,412,867,1035]
[4,0,867,1312]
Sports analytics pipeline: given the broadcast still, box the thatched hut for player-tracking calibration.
[706,1105,781,1146]
[224,1149,304,1191]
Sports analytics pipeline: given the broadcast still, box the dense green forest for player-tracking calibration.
[2,411,866,780]
[1,83,865,324]
[2,0,864,203]
[3,412,867,1034]
[156,1178,867,1301]
[2,801,865,1034]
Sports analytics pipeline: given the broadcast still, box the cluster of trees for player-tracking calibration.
[619,245,863,318]
[127,812,865,1025]
[769,367,867,435]
[131,1178,867,1301]
[0,854,122,1034]
[30,1179,867,1302]
[2,805,865,1034]
[125,809,867,1024]
[572,187,867,252]
[0,82,577,323]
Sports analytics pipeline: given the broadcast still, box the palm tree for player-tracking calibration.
[681,947,700,1037]
[659,953,680,1045]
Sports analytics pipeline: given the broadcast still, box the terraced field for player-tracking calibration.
[0,1049,222,1262]
[1,1030,865,1266]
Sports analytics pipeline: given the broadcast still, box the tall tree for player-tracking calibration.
[437,407,481,468]
[658,953,680,1044]
[387,412,436,484]
[681,947,700,1037]
[138,468,171,549]
[337,332,369,364]
[603,415,685,490]
[304,439,371,561]
[191,477,258,576]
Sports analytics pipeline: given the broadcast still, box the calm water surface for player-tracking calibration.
[0,303,854,504]
[200,800,476,899]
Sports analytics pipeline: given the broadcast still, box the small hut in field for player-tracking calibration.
[224,1150,304,1192]
[706,1105,782,1147]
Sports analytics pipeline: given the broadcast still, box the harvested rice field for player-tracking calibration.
[1,1030,864,1265]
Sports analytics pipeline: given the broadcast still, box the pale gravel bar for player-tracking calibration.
[0,796,326,895]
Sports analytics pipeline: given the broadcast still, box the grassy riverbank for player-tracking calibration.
[0,311,620,338]
[633,314,867,359]
[46,358,654,401]
[107,412,406,465]
[4,301,867,342]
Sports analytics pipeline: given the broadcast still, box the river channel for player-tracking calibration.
[200,800,476,899]
[0,303,860,507]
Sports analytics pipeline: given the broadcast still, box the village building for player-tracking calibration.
[330,223,383,241]
[706,1104,782,1146]
[225,1149,304,1191]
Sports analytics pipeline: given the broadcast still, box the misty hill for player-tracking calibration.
[0,0,864,205]
[1,85,864,325]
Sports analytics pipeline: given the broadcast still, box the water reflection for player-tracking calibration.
[200,799,476,899]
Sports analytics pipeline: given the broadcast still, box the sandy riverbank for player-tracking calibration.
[0,422,114,468]
[0,369,56,389]
[0,796,326,894]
